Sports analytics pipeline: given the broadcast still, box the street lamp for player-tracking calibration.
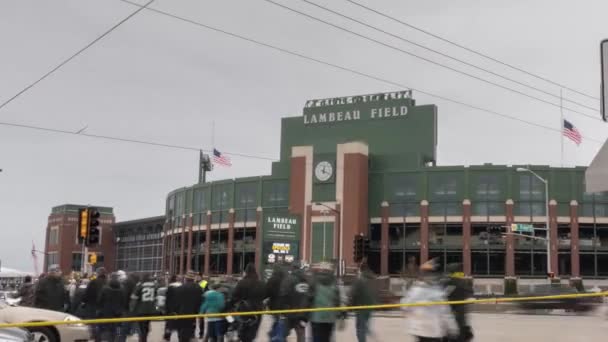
[516,167,551,276]
[315,202,342,274]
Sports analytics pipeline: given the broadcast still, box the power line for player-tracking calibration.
[296,0,600,114]
[0,121,277,161]
[0,0,155,112]
[118,0,603,144]
[261,0,601,122]
[345,0,600,101]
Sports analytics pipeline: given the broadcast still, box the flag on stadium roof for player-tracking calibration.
[563,119,582,145]
[212,148,232,167]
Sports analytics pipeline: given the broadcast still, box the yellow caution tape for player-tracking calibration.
[0,291,606,329]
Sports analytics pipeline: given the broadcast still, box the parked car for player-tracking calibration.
[0,327,33,341]
[517,285,596,313]
[0,301,89,342]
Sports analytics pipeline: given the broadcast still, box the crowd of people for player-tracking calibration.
[10,259,473,342]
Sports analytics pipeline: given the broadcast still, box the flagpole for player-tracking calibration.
[211,120,215,149]
[560,88,564,167]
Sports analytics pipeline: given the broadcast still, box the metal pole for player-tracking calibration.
[403,216,406,275]
[322,212,327,260]
[545,180,551,276]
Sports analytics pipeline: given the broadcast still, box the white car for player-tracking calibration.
[0,302,89,342]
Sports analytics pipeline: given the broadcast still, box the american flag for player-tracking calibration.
[563,119,582,145]
[212,148,232,167]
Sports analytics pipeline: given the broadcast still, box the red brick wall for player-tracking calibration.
[341,153,368,268]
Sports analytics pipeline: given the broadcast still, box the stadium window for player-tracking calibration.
[580,254,595,276]
[193,188,208,214]
[49,226,59,245]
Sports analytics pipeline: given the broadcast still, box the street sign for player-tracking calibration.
[602,39,608,121]
[511,224,534,233]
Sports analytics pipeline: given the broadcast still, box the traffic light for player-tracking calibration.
[78,208,89,241]
[87,209,101,246]
[354,235,364,262]
[88,253,97,265]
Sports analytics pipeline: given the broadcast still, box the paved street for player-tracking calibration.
[133,312,608,341]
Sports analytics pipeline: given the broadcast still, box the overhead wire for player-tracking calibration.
[0,0,155,112]
[261,0,601,122]
[345,0,600,101]
[118,0,604,144]
[0,121,277,161]
[295,0,600,114]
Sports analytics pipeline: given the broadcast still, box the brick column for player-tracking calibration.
[204,211,211,276]
[227,209,235,275]
[505,200,515,277]
[462,200,472,276]
[179,216,187,276]
[570,201,580,278]
[380,201,390,276]
[420,200,429,263]
[255,207,263,273]
[549,200,558,277]
[186,214,193,272]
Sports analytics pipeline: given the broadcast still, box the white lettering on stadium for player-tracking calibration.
[304,106,407,125]
[267,216,297,230]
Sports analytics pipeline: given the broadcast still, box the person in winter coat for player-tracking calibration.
[15,275,35,307]
[265,264,287,339]
[176,271,203,342]
[441,263,473,342]
[163,275,182,341]
[231,263,266,342]
[34,267,68,312]
[309,262,344,342]
[117,274,139,342]
[402,260,459,342]
[96,274,126,342]
[70,278,89,315]
[349,262,378,342]
[82,268,107,318]
[278,263,312,342]
[200,283,226,342]
[129,274,158,342]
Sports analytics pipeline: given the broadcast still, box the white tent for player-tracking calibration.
[0,267,33,279]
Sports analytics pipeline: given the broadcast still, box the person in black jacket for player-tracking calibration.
[442,263,474,342]
[265,264,286,339]
[96,274,126,342]
[176,271,203,342]
[82,268,107,339]
[279,264,312,342]
[163,275,182,341]
[14,276,35,307]
[34,266,68,312]
[232,263,266,342]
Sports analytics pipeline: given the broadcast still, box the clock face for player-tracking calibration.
[315,161,333,182]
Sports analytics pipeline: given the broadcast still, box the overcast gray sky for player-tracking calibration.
[1,0,607,271]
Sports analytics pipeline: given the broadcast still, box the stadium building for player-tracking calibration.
[161,90,608,280]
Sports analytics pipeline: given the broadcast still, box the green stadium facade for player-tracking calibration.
[162,91,608,279]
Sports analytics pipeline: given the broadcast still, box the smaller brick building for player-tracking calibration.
[44,204,115,273]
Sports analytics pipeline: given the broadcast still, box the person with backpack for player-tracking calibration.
[309,262,344,342]
[349,262,378,342]
[200,283,226,342]
[231,263,266,342]
[129,274,158,342]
